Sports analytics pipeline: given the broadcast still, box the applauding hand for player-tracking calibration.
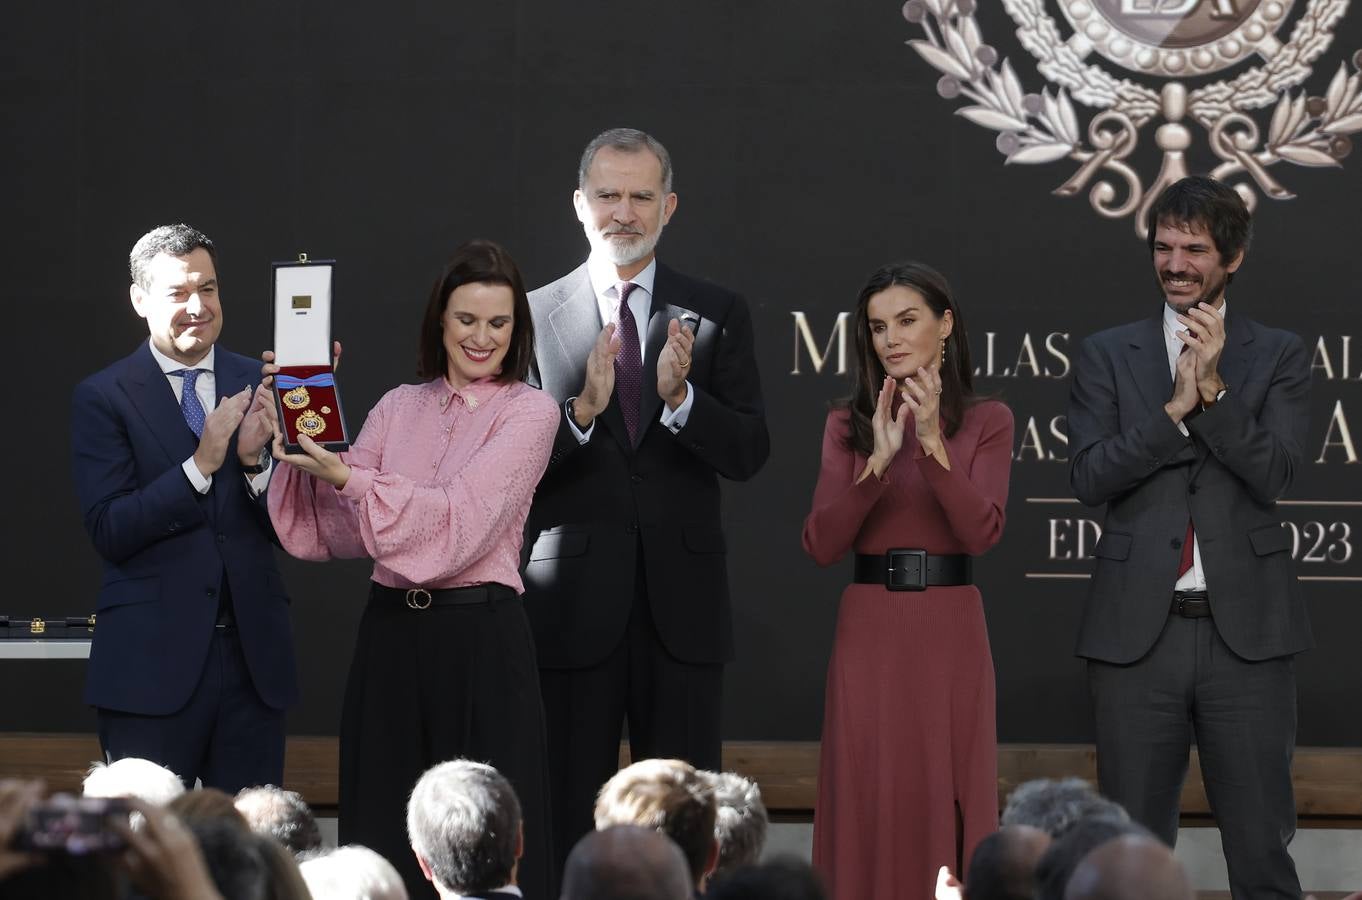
[863,376,912,482]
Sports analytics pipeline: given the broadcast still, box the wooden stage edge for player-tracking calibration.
[1,736,1358,823]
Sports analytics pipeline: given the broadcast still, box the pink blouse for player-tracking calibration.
[268,377,559,592]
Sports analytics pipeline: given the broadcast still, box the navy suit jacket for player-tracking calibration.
[71,341,298,714]
[1067,311,1314,663]
[522,262,769,668]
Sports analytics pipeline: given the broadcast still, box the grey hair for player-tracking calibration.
[298,845,409,900]
[1002,778,1130,837]
[83,758,185,806]
[235,784,323,856]
[703,771,768,874]
[406,760,521,895]
[578,128,674,193]
[129,223,217,290]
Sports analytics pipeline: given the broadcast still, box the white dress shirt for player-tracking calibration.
[1161,300,1227,592]
[147,341,271,496]
[567,255,694,443]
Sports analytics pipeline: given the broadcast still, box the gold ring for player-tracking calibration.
[678,357,691,369]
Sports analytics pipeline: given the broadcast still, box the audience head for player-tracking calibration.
[406,760,522,897]
[82,758,184,806]
[1034,817,1153,900]
[702,770,768,876]
[257,835,315,900]
[560,825,693,900]
[595,758,719,889]
[299,845,409,900]
[1062,834,1193,900]
[235,785,323,857]
[705,856,828,900]
[188,817,272,900]
[168,787,250,830]
[1001,778,1130,837]
[964,825,1053,900]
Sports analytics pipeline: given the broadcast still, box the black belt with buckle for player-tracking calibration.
[372,582,516,610]
[1171,590,1212,618]
[853,550,973,592]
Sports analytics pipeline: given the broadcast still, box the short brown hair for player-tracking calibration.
[416,240,534,384]
[594,759,716,885]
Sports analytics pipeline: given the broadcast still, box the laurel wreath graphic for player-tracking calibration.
[903,0,1362,235]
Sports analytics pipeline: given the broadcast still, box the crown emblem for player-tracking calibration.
[903,0,1361,235]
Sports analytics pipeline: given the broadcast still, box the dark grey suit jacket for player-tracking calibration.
[521,262,769,669]
[1067,311,1313,663]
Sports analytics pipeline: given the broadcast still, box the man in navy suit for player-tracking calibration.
[71,223,296,792]
[523,128,769,873]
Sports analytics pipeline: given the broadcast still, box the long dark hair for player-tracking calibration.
[416,240,534,383]
[836,261,978,455]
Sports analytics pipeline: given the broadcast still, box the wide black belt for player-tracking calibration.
[372,582,515,610]
[1171,590,1212,618]
[853,550,973,592]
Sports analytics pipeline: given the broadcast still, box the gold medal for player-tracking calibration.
[295,409,326,437]
[282,386,310,409]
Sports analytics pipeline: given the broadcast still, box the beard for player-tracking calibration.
[590,220,666,267]
[1159,268,1228,313]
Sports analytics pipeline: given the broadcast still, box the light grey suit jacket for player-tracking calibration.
[1067,311,1313,663]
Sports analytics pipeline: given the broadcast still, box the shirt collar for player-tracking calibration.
[586,255,658,300]
[1163,298,1227,336]
[437,374,504,410]
[450,885,521,899]
[148,339,215,375]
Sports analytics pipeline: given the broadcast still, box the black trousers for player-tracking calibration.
[97,626,285,793]
[1088,612,1301,900]
[338,583,553,900]
[539,560,724,877]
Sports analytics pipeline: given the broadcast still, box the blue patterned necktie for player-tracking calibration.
[173,368,207,438]
[613,282,642,443]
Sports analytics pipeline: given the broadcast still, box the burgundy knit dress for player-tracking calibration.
[802,401,1014,900]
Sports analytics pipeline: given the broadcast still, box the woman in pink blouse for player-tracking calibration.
[267,241,559,899]
[802,261,1013,900]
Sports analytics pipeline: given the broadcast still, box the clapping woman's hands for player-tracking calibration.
[865,376,912,481]
[900,365,944,451]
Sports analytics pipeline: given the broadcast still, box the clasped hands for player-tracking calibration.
[1165,302,1227,423]
[862,366,945,482]
[571,318,694,429]
[260,341,351,489]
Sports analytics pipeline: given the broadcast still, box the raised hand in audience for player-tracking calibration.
[0,779,44,881]
[114,798,224,900]
[935,864,964,900]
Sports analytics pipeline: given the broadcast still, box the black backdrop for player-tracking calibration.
[4,0,1358,746]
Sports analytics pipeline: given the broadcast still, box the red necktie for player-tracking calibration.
[613,282,641,443]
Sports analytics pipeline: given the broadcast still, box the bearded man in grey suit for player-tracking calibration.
[1068,175,1312,900]
[522,128,769,874]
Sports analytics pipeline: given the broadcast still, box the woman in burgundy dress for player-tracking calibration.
[802,261,1013,899]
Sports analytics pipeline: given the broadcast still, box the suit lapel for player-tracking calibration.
[1217,311,1255,402]
[211,349,256,519]
[544,266,633,455]
[637,264,702,448]
[1123,314,1173,415]
[119,341,199,467]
